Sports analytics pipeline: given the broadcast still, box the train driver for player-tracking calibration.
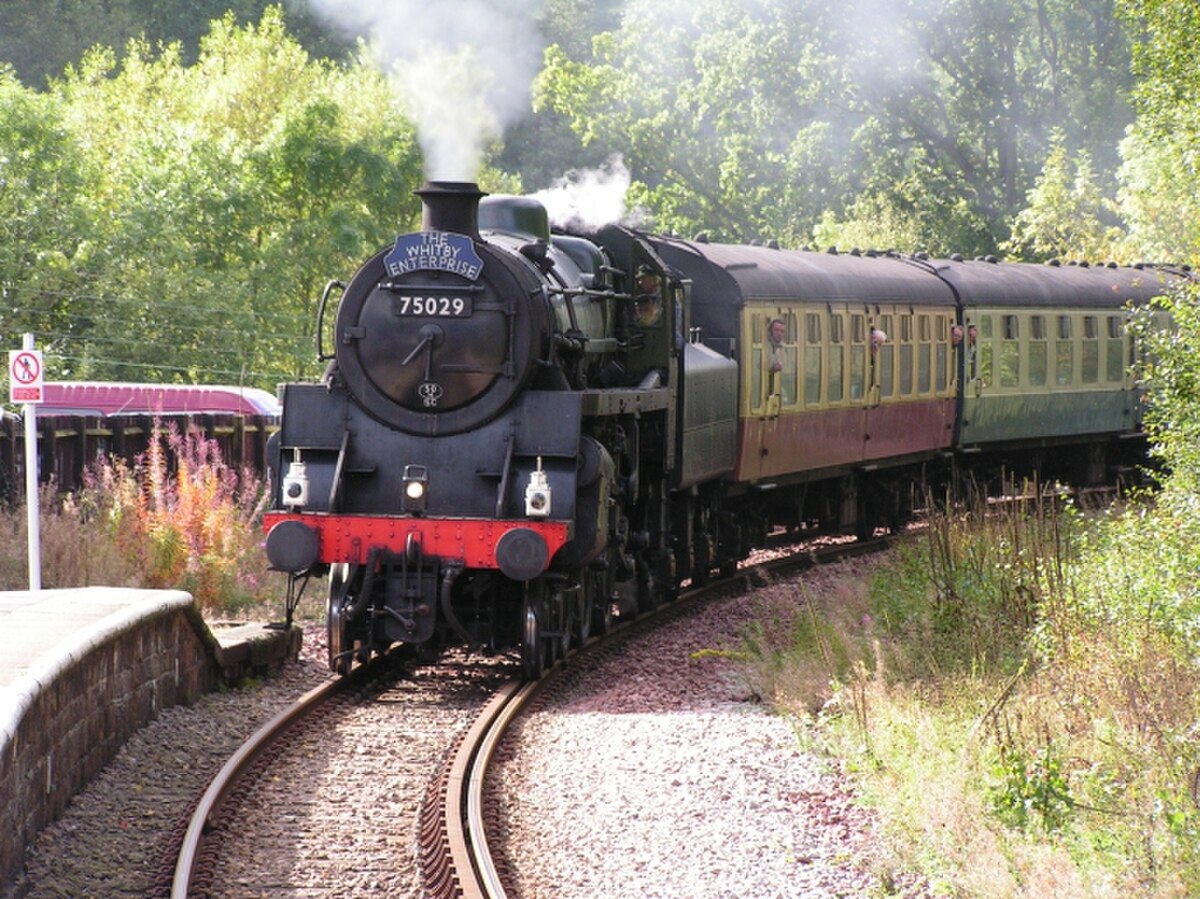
[634,265,663,326]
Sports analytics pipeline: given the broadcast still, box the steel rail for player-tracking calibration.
[434,534,895,898]
[438,677,540,898]
[170,675,342,898]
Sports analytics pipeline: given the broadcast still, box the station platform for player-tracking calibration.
[0,587,301,892]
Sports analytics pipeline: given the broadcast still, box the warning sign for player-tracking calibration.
[9,349,44,403]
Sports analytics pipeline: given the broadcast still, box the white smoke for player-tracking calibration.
[304,0,545,181]
[532,156,638,230]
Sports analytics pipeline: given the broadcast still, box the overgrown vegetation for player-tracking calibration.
[734,274,1200,893]
[0,425,285,616]
[735,484,1199,895]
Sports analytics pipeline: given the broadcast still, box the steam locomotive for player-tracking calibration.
[262,180,1187,677]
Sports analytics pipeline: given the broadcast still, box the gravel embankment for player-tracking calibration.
[491,573,919,898]
[11,624,330,898]
[13,565,919,897]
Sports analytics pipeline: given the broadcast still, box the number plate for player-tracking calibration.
[392,295,474,317]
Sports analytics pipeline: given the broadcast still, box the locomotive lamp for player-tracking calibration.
[525,457,552,518]
[282,449,309,508]
[402,464,429,513]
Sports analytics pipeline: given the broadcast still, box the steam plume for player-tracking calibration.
[305,0,545,181]
[532,156,637,230]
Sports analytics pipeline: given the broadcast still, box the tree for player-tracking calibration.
[0,69,95,355]
[1004,131,1126,262]
[1118,0,1200,496]
[1115,0,1200,265]
[537,0,1138,251]
[4,8,426,388]
[0,0,350,89]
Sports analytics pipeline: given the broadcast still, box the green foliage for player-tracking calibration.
[1116,0,1200,265]
[812,159,996,255]
[539,0,1137,252]
[1129,283,1200,492]
[0,0,349,89]
[0,70,93,339]
[1117,128,1200,264]
[869,488,1073,677]
[1,7,426,388]
[987,739,1073,833]
[1004,132,1128,262]
[1120,0,1200,143]
[737,487,1200,892]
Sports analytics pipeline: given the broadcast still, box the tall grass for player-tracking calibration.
[0,422,285,616]
[736,489,1200,896]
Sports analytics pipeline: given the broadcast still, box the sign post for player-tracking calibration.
[9,334,43,590]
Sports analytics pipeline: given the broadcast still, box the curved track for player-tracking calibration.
[170,676,343,897]
[170,535,886,898]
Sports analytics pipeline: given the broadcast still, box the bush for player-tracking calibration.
[736,490,1199,894]
[0,422,284,616]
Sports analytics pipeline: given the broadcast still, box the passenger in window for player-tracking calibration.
[951,325,964,346]
[768,318,786,372]
[870,326,888,352]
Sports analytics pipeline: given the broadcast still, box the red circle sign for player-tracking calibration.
[11,351,41,384]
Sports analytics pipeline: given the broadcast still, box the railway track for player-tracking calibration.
[170,675,344,897]
[169,536,885,898]
[166,650,512,897]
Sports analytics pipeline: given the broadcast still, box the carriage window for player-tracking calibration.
[897,314,914,394]
[1082,315,1099,383]
[850,315,866,400]
[1029,315,1047,387]
[805,313,822,405]
[917,318,931,394]
[750,313,763,404]
[999,314,1019,387]
[879,314,895,398]
[935,316,948,391]
[1056,315,1073,385]
[976,316,992,386]
[774,311,798,406]
[829,313,844,402]
[1106,315,1124,382]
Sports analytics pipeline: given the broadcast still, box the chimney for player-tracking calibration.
[416,181,487,240]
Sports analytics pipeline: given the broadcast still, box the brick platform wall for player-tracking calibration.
[0,603,220,890]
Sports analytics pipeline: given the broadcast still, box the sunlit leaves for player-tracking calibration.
[538,0,1137,253]
[2,7,425,387]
